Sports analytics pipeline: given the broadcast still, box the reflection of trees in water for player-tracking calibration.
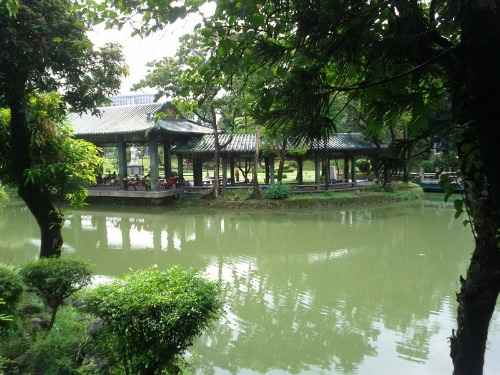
[0,203,473,374]
[190,206,471,374]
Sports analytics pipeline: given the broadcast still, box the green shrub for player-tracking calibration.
[0,265,23,315]
[0,298,12,323]
[20,306,90,375]
[20,258,92,329]
[264,184,290,199]
[82,266,222,374]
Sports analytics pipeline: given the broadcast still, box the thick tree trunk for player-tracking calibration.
[19,185,63,258]
[450,3,500,373]
[7,85,63,258]
[450,159,500,375]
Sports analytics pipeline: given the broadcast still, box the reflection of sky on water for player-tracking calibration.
[130,225,154,250]
[106,217,123,249]
[2,201,500,374]
[80,215,96,231]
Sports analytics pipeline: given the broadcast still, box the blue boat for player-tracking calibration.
[417,180,463,193]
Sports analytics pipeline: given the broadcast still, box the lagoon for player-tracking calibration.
[1,197,499,374]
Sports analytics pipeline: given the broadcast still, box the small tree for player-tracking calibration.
[82,266,222,375]
[0,0,126,257]
[20,258,92,329]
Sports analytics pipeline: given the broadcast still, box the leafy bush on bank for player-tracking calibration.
[82,266,222,374]
[21,258,92,329]
[0,261,221,375]
[264,184,290,199]
[0,265,23,316]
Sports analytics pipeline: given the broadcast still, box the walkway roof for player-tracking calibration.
[174,132,381,156]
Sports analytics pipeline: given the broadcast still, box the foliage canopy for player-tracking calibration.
[83,266,222,374]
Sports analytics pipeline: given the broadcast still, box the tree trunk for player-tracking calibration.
[7,84,63,258]
[296,158,303,184]
[19,185,63,258]
[402,126,410,183]
[252,127,262,198]
[277,139,287,183]
[450,3,500,373]
[211,108,221,198]
[238,160,250,183]
[450,148,500,375]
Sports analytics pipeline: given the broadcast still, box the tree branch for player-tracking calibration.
[328,48,454,92]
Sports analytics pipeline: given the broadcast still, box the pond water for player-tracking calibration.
[1,197,500,374]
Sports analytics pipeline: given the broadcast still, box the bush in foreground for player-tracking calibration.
[0,265,23,316]
[24,306,91,374]
[83,266,222,374]
[20,258,92,329]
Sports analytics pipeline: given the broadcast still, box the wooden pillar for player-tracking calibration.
[148,140,159,191]
[264,159,270,184]
[296,158,303,184]
[268,157,275,184]
[117,142,127,188]
[177,154,184,180]
[229,158,235,185]
[314,155,321,185]
[351,157,356,185]
[331,159,337,181]
[222,157,228,186]
[344,156,350,182]
[193,157,203,186]
[163,143,172,177]
[324,158,331,188]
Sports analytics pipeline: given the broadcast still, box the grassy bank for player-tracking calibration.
[176,182,424,210]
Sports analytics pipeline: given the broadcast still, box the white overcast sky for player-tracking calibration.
[88,3,216,95]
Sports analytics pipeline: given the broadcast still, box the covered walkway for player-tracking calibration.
[69,103,384,193]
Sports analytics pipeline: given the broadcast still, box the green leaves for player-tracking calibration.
[20,258,92,311]
[0,0,17,16]
[82,266,222,374]
[264,183,290,199]
[453,198,464,219]
[1,93,103,207]
[0,0,126,111]
[0,265,23,316]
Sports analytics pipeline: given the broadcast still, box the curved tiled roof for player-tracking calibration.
[69,103,212,136]
[69,103,162,135]
[157,119,212,134]
[305,133,378,151]
[175,132,380,154]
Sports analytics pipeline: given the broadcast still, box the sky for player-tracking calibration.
[88,3,216,95]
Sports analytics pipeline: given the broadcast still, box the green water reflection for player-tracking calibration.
[1,200,499,374]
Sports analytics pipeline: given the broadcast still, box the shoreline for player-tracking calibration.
[173,185,424,211]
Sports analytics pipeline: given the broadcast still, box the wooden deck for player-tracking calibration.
[86,181,374,204]
[87,187,178,205]
[88,188,177,198]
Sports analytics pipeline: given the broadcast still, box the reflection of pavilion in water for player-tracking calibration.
[64,208,376,254]
[57,206,473,374]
